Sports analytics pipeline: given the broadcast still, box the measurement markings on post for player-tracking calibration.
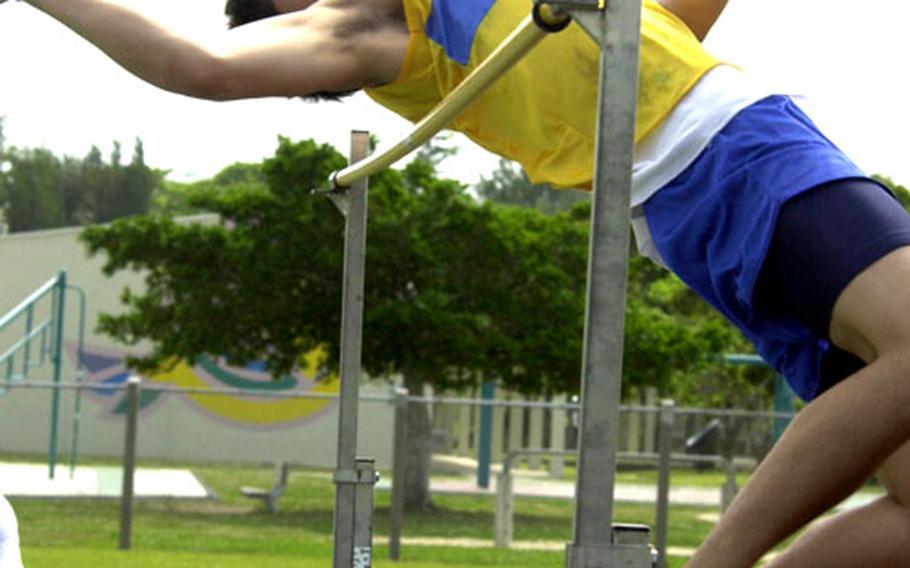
[353,546,372,568]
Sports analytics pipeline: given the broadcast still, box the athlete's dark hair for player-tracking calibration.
[225,0,279,29]
[223,0,356,102]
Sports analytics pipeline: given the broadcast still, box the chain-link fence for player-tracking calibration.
[0,378,796,563]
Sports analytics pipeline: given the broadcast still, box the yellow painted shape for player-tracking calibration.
[148,359,339,425]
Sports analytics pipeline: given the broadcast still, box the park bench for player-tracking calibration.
[240,462,289,513]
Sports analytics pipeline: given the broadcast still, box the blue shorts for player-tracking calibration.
[643,95,910,401]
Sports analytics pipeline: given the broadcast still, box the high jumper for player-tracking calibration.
[6,0,910,565]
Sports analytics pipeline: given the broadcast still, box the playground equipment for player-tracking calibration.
[322,0,648,565]
[0,271,86,479]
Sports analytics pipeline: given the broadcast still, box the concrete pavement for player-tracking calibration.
[0,462,210,499]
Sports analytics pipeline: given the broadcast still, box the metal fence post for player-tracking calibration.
[721,458,738,513]
[494,462,514,548]
[119,376,141,550]
[389,388,409,561]
[23,304,33,378]
[773,375,794,442]
[477,382,495,488]
[550,395,567,479]
[332,131,373,568]
[48,270,67,479]
[68,284,87,478]
[655,401,675,568]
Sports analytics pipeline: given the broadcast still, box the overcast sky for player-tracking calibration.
[1,1,909,187]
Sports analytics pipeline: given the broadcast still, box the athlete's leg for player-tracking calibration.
[688,181,910,567]
[639,94,910,566]
[688,330,910,567]
[764,440,910,567]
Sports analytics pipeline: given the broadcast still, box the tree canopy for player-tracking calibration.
[81,137,741,399]
[0,132,160,232]
[79,137,748,509]
[475,158,589,214]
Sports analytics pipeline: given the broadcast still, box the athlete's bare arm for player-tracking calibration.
[658,0,729,41]
[21,0,408,101]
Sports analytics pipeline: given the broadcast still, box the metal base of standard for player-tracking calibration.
[566,524,657,568]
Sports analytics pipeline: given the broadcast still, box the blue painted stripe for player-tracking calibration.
[426,0,496,66]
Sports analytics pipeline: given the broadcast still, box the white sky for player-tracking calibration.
[0,1,909,187]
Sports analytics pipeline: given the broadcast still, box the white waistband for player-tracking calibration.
[630,65,777,263]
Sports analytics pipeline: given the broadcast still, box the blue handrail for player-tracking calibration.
[0,271,85,478]
[0,275,60,385]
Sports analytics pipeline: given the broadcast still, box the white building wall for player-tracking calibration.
[0,221,394,468]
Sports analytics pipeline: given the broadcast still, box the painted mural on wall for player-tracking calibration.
[67,342,340,427]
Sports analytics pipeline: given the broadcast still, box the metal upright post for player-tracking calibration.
[389,388,409,561]
[48,269,67,479]
[655,401,675,568]
[494,467,515,548]
[477,382,495,488]
[120,376,141,550]
[724,354,794,441]
[332,131,377,568]
[68,284,87,478]
[23,304,33,378]
[773,374,794,442]
[563,0,647,566]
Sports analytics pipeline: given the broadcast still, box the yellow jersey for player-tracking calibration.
[366,0,719,189]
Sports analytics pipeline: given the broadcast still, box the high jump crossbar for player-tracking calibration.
[325,1,649,566]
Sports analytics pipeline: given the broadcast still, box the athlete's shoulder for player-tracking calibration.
[323,0,407,36]
[268,0,409,90]
[330,0,410,86]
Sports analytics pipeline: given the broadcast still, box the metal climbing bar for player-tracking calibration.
[330,5,570,190]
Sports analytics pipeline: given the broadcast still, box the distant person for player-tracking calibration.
[7,0,910,565]
[0,495,23,568]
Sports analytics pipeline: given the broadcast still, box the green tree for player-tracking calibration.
[4,147,67,232]
[59,154,94,225]
[81,137,742,510]
[475,158,589,214]
[873,174,910,211]
[151,162,267,216]
[82,140,346,376]
[414,133,459,168]
[0,139,159,232]
[623,254,740,395]
[92,140,160,223]
[115,139,158,219]
[0,117,9,227]
[470,188,741,399]
[81,139,586,509]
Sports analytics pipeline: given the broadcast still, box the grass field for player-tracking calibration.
[10,461,722,567]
